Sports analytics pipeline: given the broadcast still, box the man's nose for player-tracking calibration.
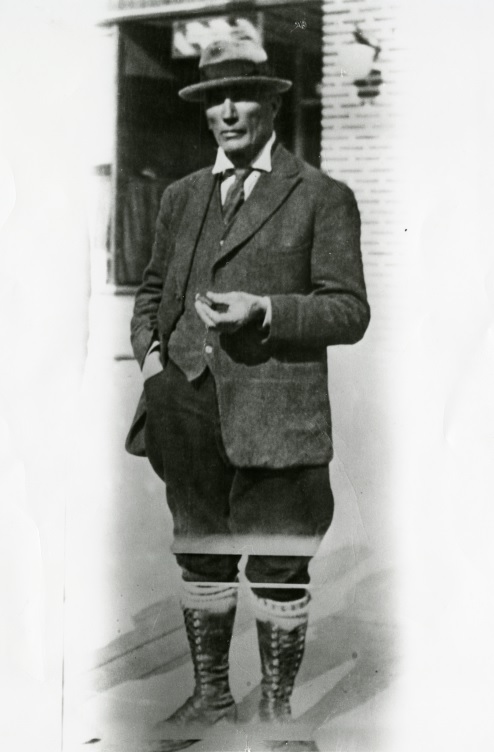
[221,98,237,122]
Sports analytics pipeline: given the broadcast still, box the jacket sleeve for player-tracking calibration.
[130,186,174,367]
[267,182,370,348]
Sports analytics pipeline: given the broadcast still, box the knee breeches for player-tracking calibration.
[144,360,334,594]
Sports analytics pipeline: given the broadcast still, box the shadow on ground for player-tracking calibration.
[83,543,398,733]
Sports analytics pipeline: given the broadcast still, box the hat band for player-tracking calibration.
[200,59,272,82]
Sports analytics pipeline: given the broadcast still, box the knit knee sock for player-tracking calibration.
[180,580,238,613]
[250,590,311,629]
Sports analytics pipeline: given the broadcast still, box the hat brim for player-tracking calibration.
[178,76,292,102]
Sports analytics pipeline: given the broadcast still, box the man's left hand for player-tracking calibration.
[195,291,270,333]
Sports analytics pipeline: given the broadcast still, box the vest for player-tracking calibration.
[167,181,224,381]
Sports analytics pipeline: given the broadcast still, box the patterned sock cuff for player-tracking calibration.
[250,590,311,629]
[180,580,238,613]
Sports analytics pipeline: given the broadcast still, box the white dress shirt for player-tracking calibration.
[212,131,276,204]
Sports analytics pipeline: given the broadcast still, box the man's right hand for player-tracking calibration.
[142,348,163,382]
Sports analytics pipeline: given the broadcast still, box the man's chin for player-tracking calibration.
[222,141,249,158]
[222,142,262,167]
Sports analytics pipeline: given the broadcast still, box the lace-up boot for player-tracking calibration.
[155,582,238,751]
[252,592,310,722]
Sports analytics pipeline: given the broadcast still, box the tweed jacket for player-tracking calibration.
[126,143,370,468]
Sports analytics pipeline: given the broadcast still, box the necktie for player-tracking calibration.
[222,168,251,227]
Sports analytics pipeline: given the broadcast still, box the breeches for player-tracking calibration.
[144,359,334,598]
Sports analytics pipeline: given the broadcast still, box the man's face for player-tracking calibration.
[205,86,280,165]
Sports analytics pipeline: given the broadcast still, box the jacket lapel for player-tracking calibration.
[213,145,302,268]
[169,169,217,294]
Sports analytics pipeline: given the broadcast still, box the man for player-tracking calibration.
[126,26,369,749]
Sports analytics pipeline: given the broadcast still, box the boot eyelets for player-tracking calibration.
[165,604,237,726]
[256,613,308,723]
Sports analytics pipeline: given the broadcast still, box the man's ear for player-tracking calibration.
[271,95,282,118]
[203,97,212,129]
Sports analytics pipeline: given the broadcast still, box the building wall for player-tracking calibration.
[321,0,405,345]
[318,0,406,554]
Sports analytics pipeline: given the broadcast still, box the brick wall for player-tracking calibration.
[318,0,408,552]
[321,0,406,346]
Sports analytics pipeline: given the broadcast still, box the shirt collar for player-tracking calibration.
[212,132,276,175]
